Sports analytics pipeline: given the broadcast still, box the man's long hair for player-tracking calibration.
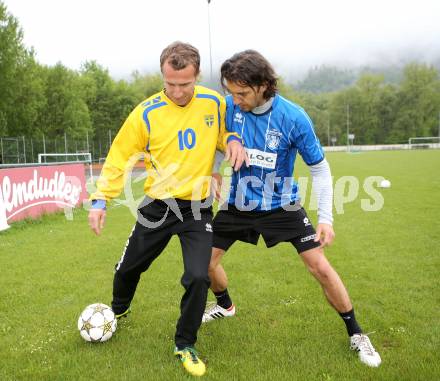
[220,50,278,98]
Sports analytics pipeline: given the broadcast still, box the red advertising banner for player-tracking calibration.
[0,163,87,231]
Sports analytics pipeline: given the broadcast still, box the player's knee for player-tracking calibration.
[310,260,333,282]
[182,269,210,288]
[304,250,331,280]
[208,259,220,275]
[210,248,225,267]
[114,262,129,277]
[195,273,210,286]
[208,262,216,277]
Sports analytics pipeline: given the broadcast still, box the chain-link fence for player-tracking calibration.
[0,132,115,165]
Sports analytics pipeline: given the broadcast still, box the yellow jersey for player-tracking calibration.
[91,85,236,201]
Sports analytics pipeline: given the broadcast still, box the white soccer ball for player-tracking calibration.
[77,303,117,342]
[380,179,391,188]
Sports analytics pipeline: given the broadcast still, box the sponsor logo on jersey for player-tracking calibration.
[234,112,243,124]
[245,148,277,169]
[205,223,213,232]
[266,129,282,150]
[204,114,214,127]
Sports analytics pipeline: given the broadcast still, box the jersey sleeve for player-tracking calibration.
[289,110,324,166]
[90,106,148,201]
[217,95,240,151]
[309,158,333,225]
[225,96,237,133]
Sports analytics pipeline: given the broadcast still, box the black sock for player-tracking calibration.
[339,308,363,336]
[214,289,232,309]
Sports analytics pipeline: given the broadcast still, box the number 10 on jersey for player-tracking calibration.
[178,128,196,150]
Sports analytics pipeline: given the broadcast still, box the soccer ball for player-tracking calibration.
[77,303,117,342]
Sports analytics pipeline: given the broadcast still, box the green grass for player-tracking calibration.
[1,150,439,380]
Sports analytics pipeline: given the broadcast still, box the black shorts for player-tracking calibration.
[212,204,320,254]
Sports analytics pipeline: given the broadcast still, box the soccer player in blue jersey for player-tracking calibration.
[88,42,247,377]
[203,50,381,367]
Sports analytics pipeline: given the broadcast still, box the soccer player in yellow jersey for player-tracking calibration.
[88,42,247,377]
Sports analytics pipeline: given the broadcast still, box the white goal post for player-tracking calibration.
[408,137,440,149]
[38,153,93,182]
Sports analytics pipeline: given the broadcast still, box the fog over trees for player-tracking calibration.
[1,1,439,151]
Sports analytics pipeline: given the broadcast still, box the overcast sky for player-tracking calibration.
[5,0,440,80]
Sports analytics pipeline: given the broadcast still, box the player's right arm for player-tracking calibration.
[88,203,107,236]
[217,96,248,171]
[88,106,148,235]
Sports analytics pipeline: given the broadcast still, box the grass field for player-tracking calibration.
[1,150,439,380]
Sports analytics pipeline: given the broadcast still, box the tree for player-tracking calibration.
[377,84,398,144]
[130,71,163,100]
[80,61,116,139]
[0,2,45,137]
[63,98,92,139]
[110,79,141,132]
[7,54,46,137]
[390,63,440,142]
[328,89,353,145]
[37,63,93,140]
[351,74,385,144]
[0,1,22,133]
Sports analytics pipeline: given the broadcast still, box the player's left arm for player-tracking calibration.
[309,159,335,248]
[292,110,334,247]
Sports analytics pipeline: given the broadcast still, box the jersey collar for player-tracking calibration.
[248,94,279,116]
[161,86,198,109]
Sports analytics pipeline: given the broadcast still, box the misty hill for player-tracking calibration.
[293,61,440,93]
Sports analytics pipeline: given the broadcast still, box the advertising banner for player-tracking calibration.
[0,164,87,231]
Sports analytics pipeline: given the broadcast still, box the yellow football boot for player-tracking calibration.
[174,347,206,377]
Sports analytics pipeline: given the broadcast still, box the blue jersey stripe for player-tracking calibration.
[196,93,220,106]
[142,101,167,134]
[196,93,221,130]
[142,101,167,151]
